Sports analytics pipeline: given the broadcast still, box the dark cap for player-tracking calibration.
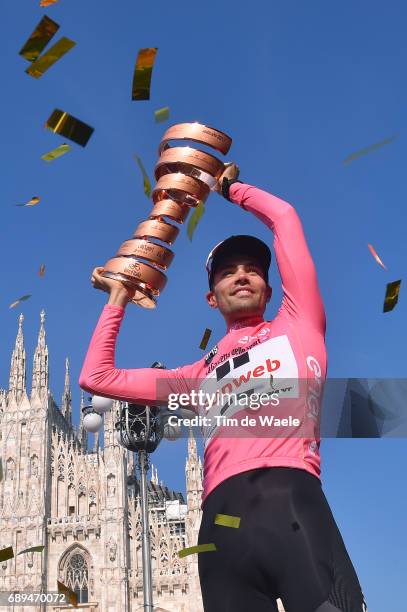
[206,235,271,289]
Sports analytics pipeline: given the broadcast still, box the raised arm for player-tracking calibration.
[229,182,326,334]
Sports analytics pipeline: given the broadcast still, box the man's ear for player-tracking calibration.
[206,290,218,309]
[266,285,272,303]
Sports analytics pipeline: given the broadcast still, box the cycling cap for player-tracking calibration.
[206,235,271,289]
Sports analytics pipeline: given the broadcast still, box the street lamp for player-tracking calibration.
[114,362,167,612]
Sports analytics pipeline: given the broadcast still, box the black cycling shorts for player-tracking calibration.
[198,467,367,612]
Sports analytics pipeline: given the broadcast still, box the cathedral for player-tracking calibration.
[0,311,205,611]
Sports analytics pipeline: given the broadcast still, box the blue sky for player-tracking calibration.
[1,1,406,609]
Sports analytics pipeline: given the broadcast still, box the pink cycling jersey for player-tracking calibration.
[79,182,327,507]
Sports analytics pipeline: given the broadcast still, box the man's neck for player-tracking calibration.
[226,314,264,332]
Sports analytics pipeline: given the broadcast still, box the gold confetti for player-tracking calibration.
[19,16,59,62]
[17,545,45,555]
[40,0,60,6]
[383,280,401,313]
[0,547,14,562]
[178,543,217,558]
[343,136,397,165]
[187,201,205,241]
[154,107,170,123]
[26,37,76,79]
[214,513,241,529]
[39,264,46,277]
[133,154,152,198]
[367,244,387,270]
[26,197,40,206]
[9,295,32,309]
[41,143,71,161]
[57,580,78,607]
[199,328,212,350]
[45,109,94,147]
[16,196,40,207]
[132,48,158,100]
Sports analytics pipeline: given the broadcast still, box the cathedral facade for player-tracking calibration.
[0,311,204,611]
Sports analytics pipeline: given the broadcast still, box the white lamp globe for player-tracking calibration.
[92,395,113,414]
[83,411,103,433]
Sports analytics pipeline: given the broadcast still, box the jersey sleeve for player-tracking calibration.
[229,182,326,335]
[79,304,199,409]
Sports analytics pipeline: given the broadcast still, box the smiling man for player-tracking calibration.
[79,165,367,612]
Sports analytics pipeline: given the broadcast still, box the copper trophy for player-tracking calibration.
[102,123,232,308]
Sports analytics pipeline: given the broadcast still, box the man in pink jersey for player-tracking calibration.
[80,164,367,612]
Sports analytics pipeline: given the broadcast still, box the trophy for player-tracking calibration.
[102,123,232,308]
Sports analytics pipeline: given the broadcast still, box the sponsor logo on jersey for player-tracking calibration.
[202,335,299,444]
[238,327,271,344]
[306,355,323,422]
[204,344,218,366]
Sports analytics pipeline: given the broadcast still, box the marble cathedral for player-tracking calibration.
[0,311,205,612]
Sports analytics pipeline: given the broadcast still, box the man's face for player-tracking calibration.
[206,254,272,321]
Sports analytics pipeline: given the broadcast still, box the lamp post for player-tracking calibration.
[114,362,167,612]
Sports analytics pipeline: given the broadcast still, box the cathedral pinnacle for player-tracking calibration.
[8,312,27,403]
[31,309,49,398]
[79,390,88,451]
[61,357,72,425]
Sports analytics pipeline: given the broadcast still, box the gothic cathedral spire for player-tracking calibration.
[31,309,49,400]
[185,426,203,512]
[8,313,27,404]
[61,357,72,425]
[79,390,88,451]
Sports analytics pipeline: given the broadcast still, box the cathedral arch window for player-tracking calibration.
[59,546,92,604]
[68,484,76,516]
[78,492,86,517]
[6,458,15,480]
[57,477,65,516]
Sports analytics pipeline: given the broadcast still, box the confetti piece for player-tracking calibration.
[26,197,40,206]
[38,264,46,277]
[9,295,32,309]
[155,106,170,123]
[133,154,152,198]
[57,580,78,607]
[19,16,59,62]
[45,109,94,147]
[41,143,71,161]
[199,328,212,350]
[40,0,60,6]
[383,280,401,313]
[132,48,158,100]
[178,543,217,558]
[16,196,41,207]
[214,513,241,529]
[26,37,76,79]
[187,201,205,241]
[17,545,45,555]
[0,547,14,562]
[343,136,397,165]
[367,244,387,270]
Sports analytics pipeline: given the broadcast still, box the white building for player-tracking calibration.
[0,311,204,611]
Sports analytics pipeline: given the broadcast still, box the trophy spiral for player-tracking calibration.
[102,122,232,308]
